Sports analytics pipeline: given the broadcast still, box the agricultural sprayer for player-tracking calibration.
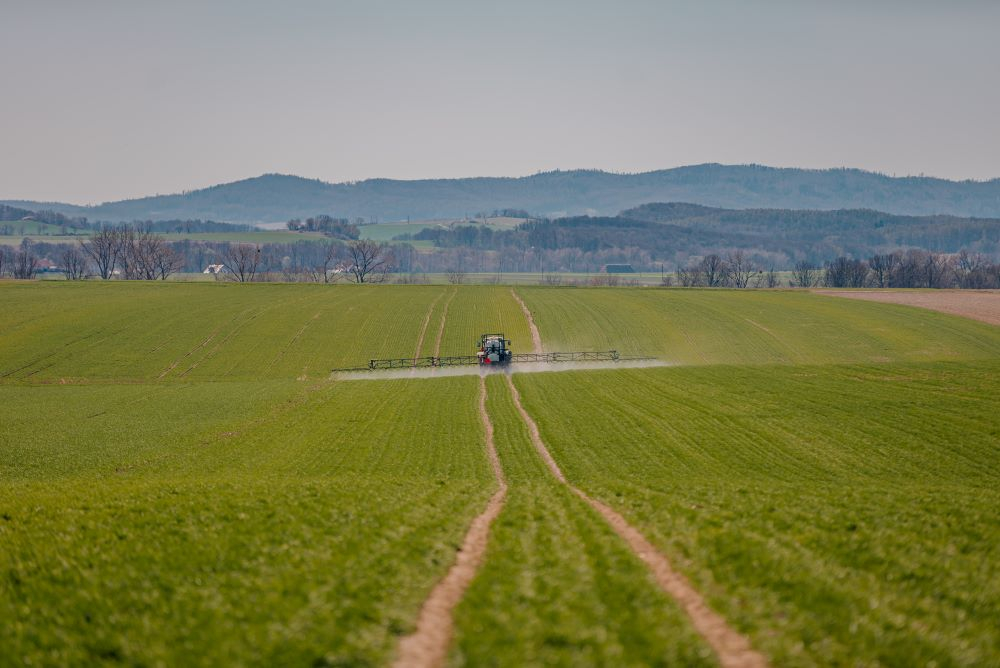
[332,332,647,373]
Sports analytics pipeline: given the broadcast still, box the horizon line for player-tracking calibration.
[4,162,1000,209]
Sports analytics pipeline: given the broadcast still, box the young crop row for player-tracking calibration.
[434,286,535,358]
[0,283,543,382]
[450,374,716,665]
[0,375,497,666]
[511,361,1000,665]
[517,287,1000,365]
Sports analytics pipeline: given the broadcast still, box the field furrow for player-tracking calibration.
[511,362,1000,665]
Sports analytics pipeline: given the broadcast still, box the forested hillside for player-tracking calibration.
[5,164,1000,223]
[406,203,1000,266]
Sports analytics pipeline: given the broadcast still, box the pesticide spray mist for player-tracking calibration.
[331,359,670,381]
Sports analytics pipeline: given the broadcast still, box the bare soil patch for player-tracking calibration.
[393,376,507,668]
[816,290,1000,326]
[504,374,769,668]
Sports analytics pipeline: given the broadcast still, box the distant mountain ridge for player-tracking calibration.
[5,164,1000,223]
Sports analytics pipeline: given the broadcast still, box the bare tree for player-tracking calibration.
[824,257,870,288]
[756,265,780,288]
[116,227,139,279]
[346,240,393,283]
[61,246,88,280]
[81,228,123,279]
[675,264,703,287]
[152,242,183,280]
[0,246,11,277]
[223,243,262,282]
[309,241,344,283]
[724,250,759,288]
[924,252,953,289]
[447,268,467,284]
[868,253,898,288]
[789,260,819,288]
[12,241,39,279]
[700,254,726,287]
[955,251,993,289]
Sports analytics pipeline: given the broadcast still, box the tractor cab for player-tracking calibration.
[476,333,512,365]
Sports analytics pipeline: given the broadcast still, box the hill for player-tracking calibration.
[412,203,1000,262]
[3,283,1000,665]
[5,164,1000,223]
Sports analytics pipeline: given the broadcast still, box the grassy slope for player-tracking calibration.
[1,376,495,665]
[518,287,1000,365]
[513,363,1000,665]
[0,283,529,664]
[0,283,537,381]
[449,374,715,667]
[5,283,1000,665]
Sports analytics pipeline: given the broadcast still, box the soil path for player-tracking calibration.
[414,292,446,359]
[503,374,769,668]
[432,289,458,358]
[393,375,507,668]
[511,288,543,353]
[815,289,1000,326]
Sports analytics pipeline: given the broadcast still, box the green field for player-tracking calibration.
[358,217,526,244]
[0,227,327,247]
[2,283,998,665]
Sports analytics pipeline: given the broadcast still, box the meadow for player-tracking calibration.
[2,282,998,665]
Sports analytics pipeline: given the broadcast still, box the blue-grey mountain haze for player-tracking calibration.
[2,1,998,204]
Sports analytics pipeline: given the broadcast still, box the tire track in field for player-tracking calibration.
[511,288,543,353]
[393,375,507,668]
[156,307,256,379]
[432,288,458,358]
[503,374,769,668]
[414,291,446,359]
[264,311,322,378]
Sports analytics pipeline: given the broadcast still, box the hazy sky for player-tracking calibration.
[3,0,999,203]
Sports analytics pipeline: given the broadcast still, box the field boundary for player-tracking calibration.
[393,376,508,668]
[503,374,769,668]
[511,288,543,353]
[815,289,1000,326]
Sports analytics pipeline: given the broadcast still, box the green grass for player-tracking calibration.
[518,287,1000,364]
[450,375,715,666]
[3,282,999,666]
[0,283,539,381]
[1,375,496,665]
[512,362,1000,665]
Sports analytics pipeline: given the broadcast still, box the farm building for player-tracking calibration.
[602,264,635,273]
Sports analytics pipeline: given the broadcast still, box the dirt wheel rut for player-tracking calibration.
[393,376,507,668]
[503,374,769,668]
[511,288,543,354]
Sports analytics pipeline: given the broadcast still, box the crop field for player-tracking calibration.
[516,286,1000,364]
[2,282,999,666]
[0,227,325,247]
[512,362,1000,665]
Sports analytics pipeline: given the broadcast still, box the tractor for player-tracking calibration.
[476,333,513,366]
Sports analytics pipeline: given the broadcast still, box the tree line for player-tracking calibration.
[4,230,999,290]
[671,249,1000,289]
[0,229,397,284]
[396,206,1000,272]
[285,215,360,239]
